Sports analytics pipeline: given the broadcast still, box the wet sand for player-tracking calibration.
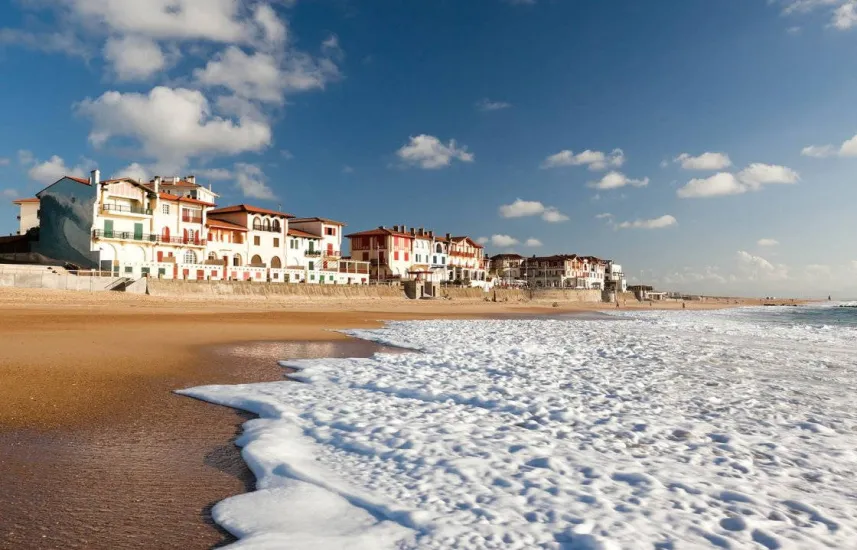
[0,339,405,549]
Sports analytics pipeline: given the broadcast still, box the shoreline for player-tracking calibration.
[0,288,816,548]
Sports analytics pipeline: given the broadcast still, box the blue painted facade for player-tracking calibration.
[35,177,98,268]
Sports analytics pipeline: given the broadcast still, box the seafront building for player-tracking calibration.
[345,225,487,283]
[11,170,370,284]
[490,253,625,291]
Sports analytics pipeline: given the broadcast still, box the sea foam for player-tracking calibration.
[180,308,857,549]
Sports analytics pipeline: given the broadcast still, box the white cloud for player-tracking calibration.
[18,150,34,165]
[2,188,19,199]
[677,164,799,198]
[758,238,780,247]
[476,237,489,245]
[489,234,519,247]
[588,171,649,190]
[595,212,613,219]
[735,250,791,282]
[103,35,167,81]
[677,172,745,198]
[659,159,669,168]
[77,86,272,172]
[0,157,9,166]
[195,45,340,103]
[396,135,474,169]
[342,165,354,174]
[541,148,624,171]
[674,152,732,171]
[661,266,727,286]
[281,149,294,160]
[113,162,150,182]
[27,155,92,185]
[780,0,857,30]
[498,199,568,222]
[737,163,800,189]
[802,132,857,158]
[525,238,542,247]
[541,208,569,223]
[253,3,288,47]
[195,167,233,180]
[617,214,677,230]
[234,163,275,200]
[499,199,544,218]
[475,98,511,112]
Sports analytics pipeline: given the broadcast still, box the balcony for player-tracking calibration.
[182,214,203,224]
[92,229,206,247]
[323,250,341,258]
[103,204,152,216]
[305,250,322,257]
[251,225,282,233]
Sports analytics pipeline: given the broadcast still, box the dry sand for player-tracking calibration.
[0,287,804,548]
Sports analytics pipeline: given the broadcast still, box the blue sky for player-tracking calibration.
[1,0,856,296]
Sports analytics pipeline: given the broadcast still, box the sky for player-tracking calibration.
[1,0,856,298]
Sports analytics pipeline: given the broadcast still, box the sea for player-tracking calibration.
[181,303,857,549]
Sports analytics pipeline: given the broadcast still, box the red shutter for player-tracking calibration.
[183,228,188,244]
[156,251,163,262]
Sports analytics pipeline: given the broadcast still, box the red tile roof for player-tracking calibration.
[157,192,216,207]
[290,216,346,226]
[451,236,484,248]
[12,198,39,204]
[208,204,293,218]
[67,176,91,185]
[205,218,247,232]
[288,228,321,239]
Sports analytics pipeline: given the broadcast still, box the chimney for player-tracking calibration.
[186,175,196,184]
[402,225,407,233]
[378,225,385,230]
[445,233,451,241]
[410,227,416,236]
[428,230,434,238]
[90,169,100,186]
[153,176,161,193]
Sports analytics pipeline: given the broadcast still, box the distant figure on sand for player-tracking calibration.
[682,302,686,309]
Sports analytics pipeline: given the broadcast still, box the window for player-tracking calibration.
[405,252,409,262]
[394,251,399,261]
[252,217,262,230]
[433,256,437,264]
[274,238,280,247]
[308,261,315,271]
[251,254,263,266]
[233,254,242,266]
[325,227,336,236]
[254,235,260,246]
[271,256,282,268]
[273,220,281,232]
[162,204,170,214]
[264,219,271,231]
[436,243,442,253]
[208,251,217,260]
[363,252,369,261]
[184,250,197,264]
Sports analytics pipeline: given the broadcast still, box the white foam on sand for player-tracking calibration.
[179,309,857,549]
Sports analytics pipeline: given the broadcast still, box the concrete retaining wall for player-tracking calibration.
[442,287,603,303]
[0,271,126,292]
[147,279,405,299]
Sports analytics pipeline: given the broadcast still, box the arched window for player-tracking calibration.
[208,251,217,260]
[263,218,271,231]
[251,254,263,266]
[233,254,242,267]
[271,256,282,268]
[184,250,197,264]
[252,217,262,231]
[435,243,443,253]
[272,219,281,232]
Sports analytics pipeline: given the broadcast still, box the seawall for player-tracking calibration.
[441,287,603,303]
[146,279,405,299]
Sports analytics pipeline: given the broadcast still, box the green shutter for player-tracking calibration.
[134,223,143,240]
[104,219,113,237]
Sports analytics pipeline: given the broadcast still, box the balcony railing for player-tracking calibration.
[251,225,282,233]
[323,250,341,258]
[103,204,152,215]
[182,214,203,223]
[93,229,205,246]
[305,250,322,257]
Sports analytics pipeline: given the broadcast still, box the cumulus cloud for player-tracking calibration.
[113,162,150,182]
[195,167,233,180]
[588,171,649,190]
[1,188,19,199]
[674,152,732,170]
[801,132,857,158]
[595,213,613,219]
[396,135,474,169]
[77,86,272,172]
[26,155,93,185]
[758,238,780,247]
[617,214,677,230]
[475,98,511,112]
[677,164,799,198]
[489,234,519,247]
[103,35,167,81]
[476,237,489,245]
[541,148,625,171]
[234,163,275,200]
[525,238,542,247]
[498,199,569,222]
[779,0,857,30]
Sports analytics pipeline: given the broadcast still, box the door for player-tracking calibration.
[156,251,163,262]
[134,223,143,241]
[103,219,113,238]
[327,243,333,255]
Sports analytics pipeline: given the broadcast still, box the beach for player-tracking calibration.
[0,288,811,548]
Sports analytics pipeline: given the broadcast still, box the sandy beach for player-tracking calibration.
[0,288,805,548]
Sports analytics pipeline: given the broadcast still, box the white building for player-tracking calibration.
[12,198,39,235]
[206,204,291,281]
